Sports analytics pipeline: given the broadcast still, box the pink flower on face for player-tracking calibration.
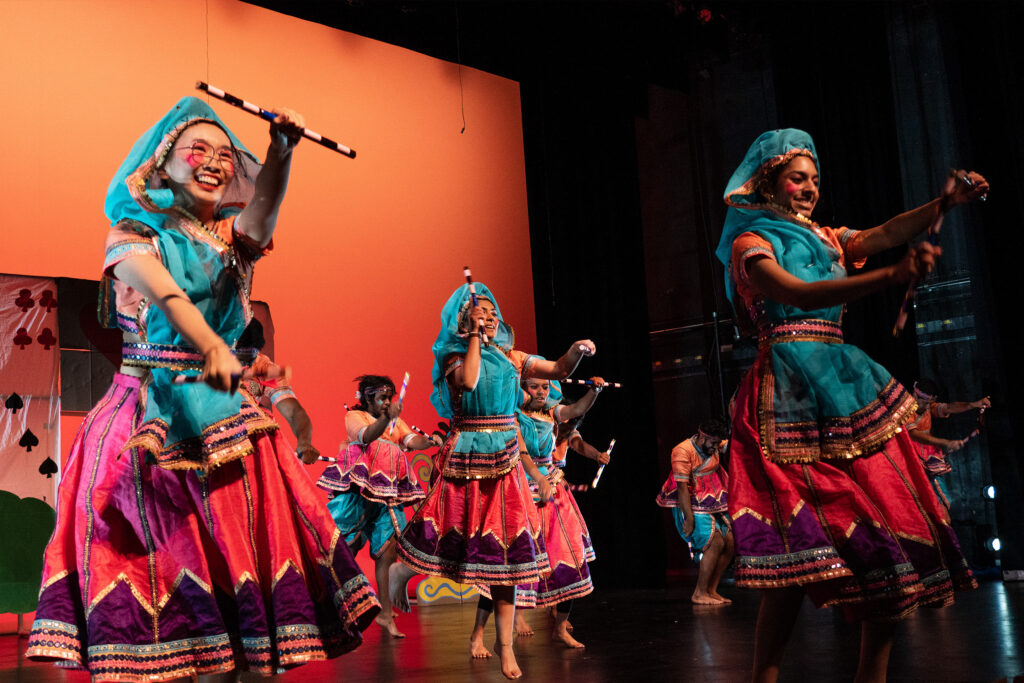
[699,8,712,23]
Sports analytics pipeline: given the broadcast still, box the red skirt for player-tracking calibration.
[729,356,975,621]
[397,446,548,586]
[26,374,380,681]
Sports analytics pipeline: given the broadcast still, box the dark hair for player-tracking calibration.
[914,378,941,398]
[699,418,730,440]
[237,319,266,351]
[353,374,395,411]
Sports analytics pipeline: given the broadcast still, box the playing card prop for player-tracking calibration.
[1,275,60,504]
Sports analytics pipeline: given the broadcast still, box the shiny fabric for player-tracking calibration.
[720,130,974,621]
[27,375,380,680]
[672,509,731,556]
[327,493,408,559]
[655,437,729,513]
[398,284,548,585]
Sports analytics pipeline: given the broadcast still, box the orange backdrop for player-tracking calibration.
[0,0,536,482]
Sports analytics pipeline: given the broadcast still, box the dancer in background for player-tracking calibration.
[317,375,441,638]
[471,376,605,651]
[27,97,379,680]
[905,378,990,510]
[718,129,986,682]
[398,282,594,679]
[655,419,733,605]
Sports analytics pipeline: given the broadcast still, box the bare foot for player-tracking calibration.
[709,592,732,604]
[389,562,416,613]
[375,615,406,638]
[514,613,534,637]
[495,642,522,679]
[470,628,492,659]
[552,623,584,648]
[691,591,726,605]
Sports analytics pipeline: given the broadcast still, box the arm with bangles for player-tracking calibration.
[113,256,241,391]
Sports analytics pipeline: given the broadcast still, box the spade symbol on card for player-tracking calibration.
[39,290,57,312]
[14,289,34,312]
[14,327,32,349]
[37,328,57,350]
[4,393,23,414]
[38,457,58,478]
[20,429,39,452]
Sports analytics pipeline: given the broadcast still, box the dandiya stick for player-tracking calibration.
[893,172,972,336]
[196,81,356,158]
[388,372,410,437]
[463,266,486,342]
[591,438,616,488]
[562,378,623,389]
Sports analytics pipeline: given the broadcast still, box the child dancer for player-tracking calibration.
[718,128,985,682]
[397,282,594,679]
[27,97,378,680]
[655,419,734,605]
[317,375,441,638]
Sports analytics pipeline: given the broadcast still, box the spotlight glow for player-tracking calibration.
[985,537,1002,553]
[982,485,997,500]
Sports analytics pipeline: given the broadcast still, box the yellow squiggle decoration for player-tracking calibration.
[416,577,479,605]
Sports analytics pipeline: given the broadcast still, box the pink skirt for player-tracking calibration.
[26,374,380,681]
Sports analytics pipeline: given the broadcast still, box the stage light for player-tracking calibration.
[985,537,1002,553]
[982,485,997,499]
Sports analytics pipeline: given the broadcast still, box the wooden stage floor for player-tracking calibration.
[3,579,1022,682]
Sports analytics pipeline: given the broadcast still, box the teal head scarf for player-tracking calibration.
[430,282,516,418]
[104,96,261,231]
[714,129,826,305]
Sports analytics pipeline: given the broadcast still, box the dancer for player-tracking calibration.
[655,419,734,605]
[717,129,986,682]
[27,97,379,680]
[317,375,442,638]
[906,379,991,509]
[472,377,604,651]
[397,282,594,679]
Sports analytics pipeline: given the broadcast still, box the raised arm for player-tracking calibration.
[557,377,606,421]
[236,109,306,247]
[845,170,988,259]
[524,340,596,380]
[113,256,241,392]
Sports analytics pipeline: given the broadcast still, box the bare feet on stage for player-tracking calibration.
[552,621,585,648]
[375,614,406,638]
[514,612,535,637]
[389,561,417,613]
[691,590,729,605]
[469,626,493,658]
[548,606,573,632]
[710,592,732,604]
[495,641,522,679]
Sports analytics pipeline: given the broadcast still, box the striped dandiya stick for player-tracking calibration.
[591,438,616,488]
[196,81,356,158]
[562,378,622,389]
[463,266,486,342]
[387,372,410,437]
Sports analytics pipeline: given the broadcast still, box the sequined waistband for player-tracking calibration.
[759,319,843,348]
[122,342,204,371]
[452,414,516,433]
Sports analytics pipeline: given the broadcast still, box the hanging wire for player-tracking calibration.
[455,3,466,133]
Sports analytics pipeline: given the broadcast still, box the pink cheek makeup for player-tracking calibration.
[785,181,800,195]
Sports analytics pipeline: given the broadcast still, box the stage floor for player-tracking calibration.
[3,579,1022,682]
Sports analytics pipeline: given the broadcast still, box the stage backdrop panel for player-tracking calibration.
[0,0,535,485]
